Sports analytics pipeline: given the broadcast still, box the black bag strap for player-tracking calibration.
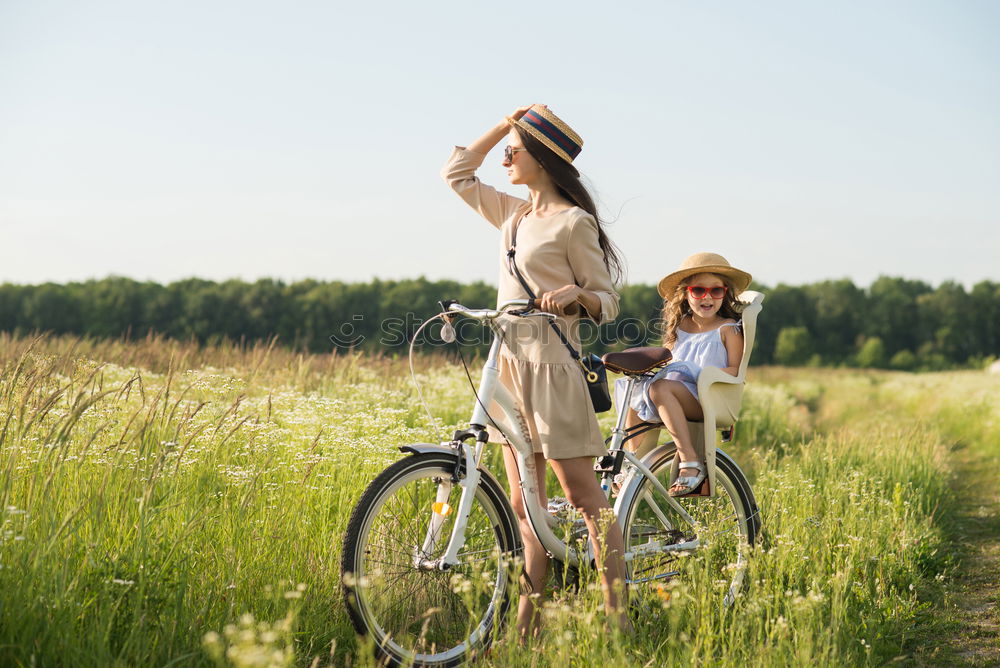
[506,216,597,381]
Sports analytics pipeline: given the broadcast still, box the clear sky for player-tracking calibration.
[2,0,997,290]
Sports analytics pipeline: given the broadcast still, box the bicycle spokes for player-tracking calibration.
[342,454,519,666]
[622,450,757,600]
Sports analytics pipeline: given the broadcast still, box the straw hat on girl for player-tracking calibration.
[657,252,752,298]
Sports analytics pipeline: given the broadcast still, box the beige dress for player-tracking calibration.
[442,147,620,459]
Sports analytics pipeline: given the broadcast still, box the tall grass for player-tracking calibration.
[0,336,455,666]
[0,335,996,666]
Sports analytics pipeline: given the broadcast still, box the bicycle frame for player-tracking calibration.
[431,301,700,572]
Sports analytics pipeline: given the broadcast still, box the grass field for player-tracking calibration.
[1,334,997,666]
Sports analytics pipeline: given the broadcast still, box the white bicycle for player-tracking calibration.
[341,299,760,667]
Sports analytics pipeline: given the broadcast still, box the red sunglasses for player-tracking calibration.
[686,285,728,299]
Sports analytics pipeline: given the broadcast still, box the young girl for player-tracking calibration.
[620,252,752,496]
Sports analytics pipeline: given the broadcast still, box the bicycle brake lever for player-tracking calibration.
[438,299,458,318]
[509,299,555,318]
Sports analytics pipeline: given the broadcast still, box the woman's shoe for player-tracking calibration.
[668,461,706,497]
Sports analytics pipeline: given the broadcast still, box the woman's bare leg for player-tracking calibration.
[647,379,704,484]
[501,446,549,639]
[548,456,630,632]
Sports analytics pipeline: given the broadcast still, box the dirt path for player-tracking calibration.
[916,443,1000,666]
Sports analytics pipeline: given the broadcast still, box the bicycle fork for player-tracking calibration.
[413,441,481,571]
[414,335,527,571]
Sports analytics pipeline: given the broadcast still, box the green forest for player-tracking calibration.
[1,276,997,370]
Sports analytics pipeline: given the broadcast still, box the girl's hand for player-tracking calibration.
[538,285,582,315]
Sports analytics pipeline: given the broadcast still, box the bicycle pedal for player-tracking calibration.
[667,529,692,545]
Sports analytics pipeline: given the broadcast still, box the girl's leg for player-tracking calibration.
[623,406,642,452]
[501,446,549,639]
[623,405,664,457]
[548,456,630,632]
[647,379,704,486]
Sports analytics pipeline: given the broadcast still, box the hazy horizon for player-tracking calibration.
[2,270,994,293]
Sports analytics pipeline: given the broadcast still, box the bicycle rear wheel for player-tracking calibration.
[341,452,521,667]
[619,446,759,606]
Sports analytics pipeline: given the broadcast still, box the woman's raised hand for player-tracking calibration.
[469,106,536,155]
[508,105,537,123]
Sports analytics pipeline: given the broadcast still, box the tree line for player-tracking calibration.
[0,276,996,370]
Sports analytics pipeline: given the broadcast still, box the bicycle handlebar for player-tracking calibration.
[445,299,555,321]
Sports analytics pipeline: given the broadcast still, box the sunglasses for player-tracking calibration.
[686,285,728,299]
[503,145,527,163]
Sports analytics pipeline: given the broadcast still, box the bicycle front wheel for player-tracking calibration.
[341,452,521,667]
[619,446,759,606]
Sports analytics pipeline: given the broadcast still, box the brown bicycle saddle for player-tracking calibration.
[602,346,673,375]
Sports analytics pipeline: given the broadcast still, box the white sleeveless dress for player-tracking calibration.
[615,322,739,423]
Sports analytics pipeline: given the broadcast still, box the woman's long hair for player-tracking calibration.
[660,273,745,348]
[515,127,625,283]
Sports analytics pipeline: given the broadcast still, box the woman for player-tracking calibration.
[442,104,629,636]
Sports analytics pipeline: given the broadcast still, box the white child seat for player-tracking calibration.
[631,290,764,496]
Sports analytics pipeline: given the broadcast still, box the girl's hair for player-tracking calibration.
[515,126,625,283]
[660,273,745,348]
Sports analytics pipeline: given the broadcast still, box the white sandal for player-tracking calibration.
[669,461,706,497]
